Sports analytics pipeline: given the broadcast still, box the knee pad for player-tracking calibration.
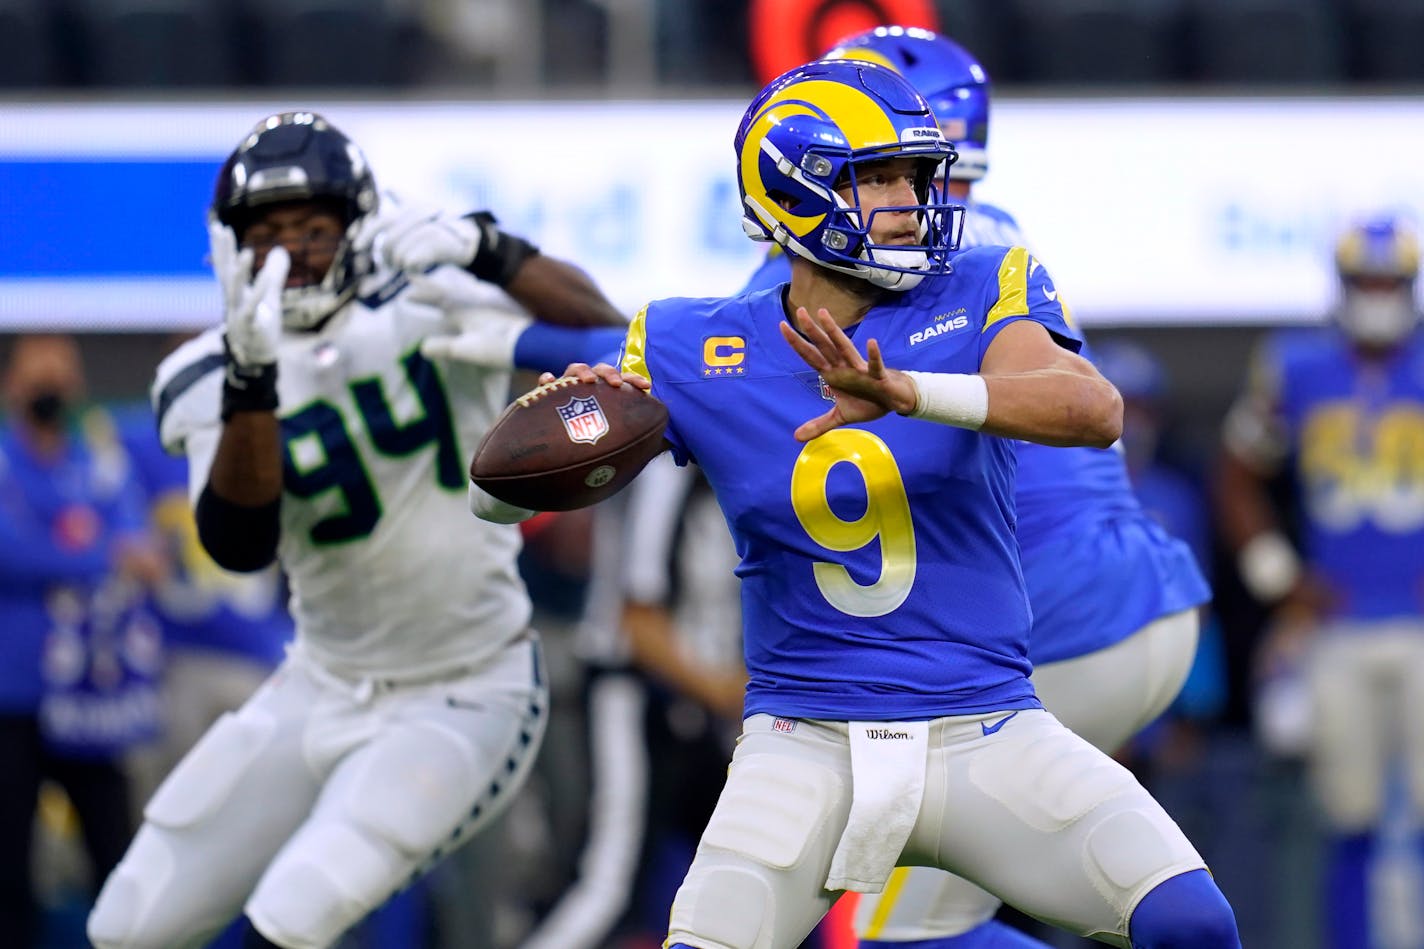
[87,830,218,949]
[247,822,396,949]
[88,867,147,949]
[669,865,776,949]
[1128,869,1240,949]
[668,753,845,949]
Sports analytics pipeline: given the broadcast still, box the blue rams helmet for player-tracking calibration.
[734,58,963,291]
[212,111,379,330]
[1333,215,1421,347]
[826,26,991,182]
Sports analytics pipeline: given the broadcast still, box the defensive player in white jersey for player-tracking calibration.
[85,111,626,949]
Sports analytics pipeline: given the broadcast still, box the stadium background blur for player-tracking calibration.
[3,0,1423,947]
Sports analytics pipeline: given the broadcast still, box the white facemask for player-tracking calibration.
[1338,288,1419,347]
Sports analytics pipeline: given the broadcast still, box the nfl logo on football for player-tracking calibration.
[557,396,609,445]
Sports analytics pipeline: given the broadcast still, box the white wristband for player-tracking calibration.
[901,371,989,430]
[1238,530,1301,602]
[468,480,537,524]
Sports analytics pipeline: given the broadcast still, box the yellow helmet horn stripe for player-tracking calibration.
[740,77,906,240]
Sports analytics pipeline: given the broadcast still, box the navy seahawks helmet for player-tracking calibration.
[826,26,991,182]
[735,58,963,291]
[212,111,378,330]
[1333,215,1421,348]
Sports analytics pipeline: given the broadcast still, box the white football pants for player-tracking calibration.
[667,704,1205,949]
[853,607,1200,943]
[1307,619,1424,830]
[87,633,547,949]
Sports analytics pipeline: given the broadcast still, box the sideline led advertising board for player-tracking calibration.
[1,98,1420,330]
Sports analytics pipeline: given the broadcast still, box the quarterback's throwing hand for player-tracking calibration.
[779,306,917,441]
[210,221,286,368]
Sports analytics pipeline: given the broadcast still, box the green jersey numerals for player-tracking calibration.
[280,350,461,545]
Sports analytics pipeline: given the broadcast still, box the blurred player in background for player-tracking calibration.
[479,58,1238,948]
[86,110,626,949]
[0,335,165,947]
[1218,214,1424,949]
[740,29,1213,949]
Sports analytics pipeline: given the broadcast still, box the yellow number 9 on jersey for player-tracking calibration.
[790,430,916,617]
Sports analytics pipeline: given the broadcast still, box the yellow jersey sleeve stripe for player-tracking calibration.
[859,866,913,939]
[620,304,651,381]
[983,246,1030,332]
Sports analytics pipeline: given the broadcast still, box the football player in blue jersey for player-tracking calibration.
[475,58,1239,949]
[1219,215,1424,949]
[731,28,1216,949]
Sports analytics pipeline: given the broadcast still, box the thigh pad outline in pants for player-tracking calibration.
[855,613,1202,945]
[668,749,850,949]
[88,707,301,949]
[943,712,1205,945]
[246,678,548,949]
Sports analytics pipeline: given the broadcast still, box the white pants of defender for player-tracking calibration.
[667,707,1205,948]
[852,608,1200,942]
[1308,619,1424,830]
[87,634,547,949]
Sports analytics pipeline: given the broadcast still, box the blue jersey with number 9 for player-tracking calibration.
[623,246,1080,720]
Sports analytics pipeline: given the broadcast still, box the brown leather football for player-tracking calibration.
[470,376,669,512]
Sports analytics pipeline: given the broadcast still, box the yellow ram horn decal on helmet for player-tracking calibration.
[740,78,905,239]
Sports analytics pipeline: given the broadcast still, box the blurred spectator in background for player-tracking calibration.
[1218,214,1424,949]
[0,335,165,947]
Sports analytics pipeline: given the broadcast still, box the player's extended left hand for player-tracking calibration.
[354,194,482,274]
[779,306,917,441]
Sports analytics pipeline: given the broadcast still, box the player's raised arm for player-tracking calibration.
[781,303,1121,448]
[197,222,287,572]
[359,200,625,328]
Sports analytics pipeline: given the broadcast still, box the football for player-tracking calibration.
[470,376,669,512]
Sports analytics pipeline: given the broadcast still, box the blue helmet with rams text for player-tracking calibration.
[1333,215,1421,347]
[212,111,379,330]
[734,58,963,291]
[825,26,991,182]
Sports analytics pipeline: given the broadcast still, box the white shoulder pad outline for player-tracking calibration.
[151,329,225,456]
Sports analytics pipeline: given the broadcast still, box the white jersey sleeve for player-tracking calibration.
[150,329,226,505]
